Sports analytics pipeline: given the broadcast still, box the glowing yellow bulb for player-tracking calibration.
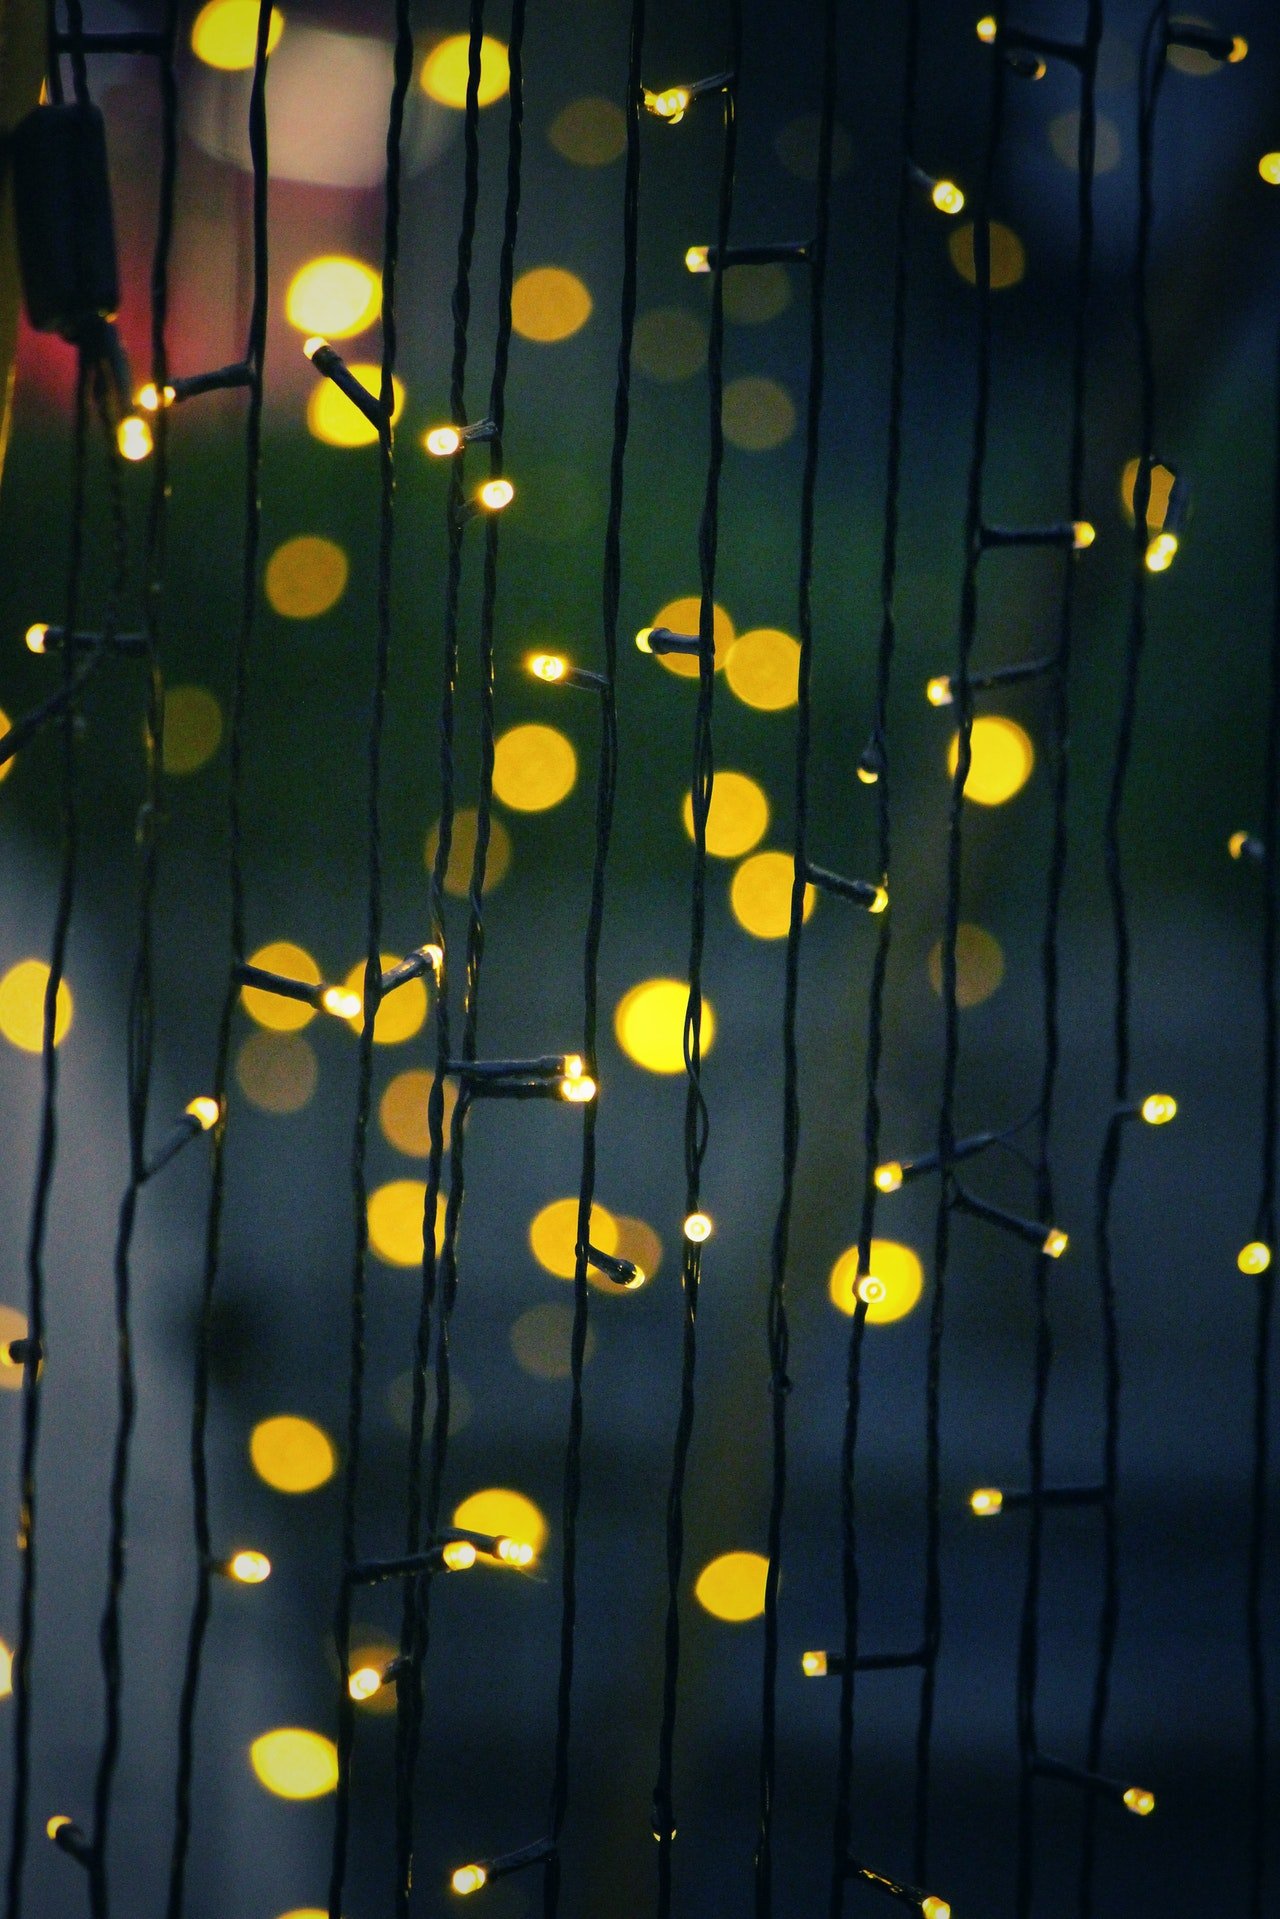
[830,1240,923,1324]
[46,1816,71,1840]
[426,424,463,456]
[1229,35,1247,62]
[684,1211,713,1244]
[560,1073,596,1102]
[635,627,655,653]
[137,382,175,411]
[976,15,997,41]
[857,1276,887,1307]
[1073,520,1096,549]
[563,1053,585,1079]
[1043,1228,1068,1259]
[442,1539,477,1571]
[801,1650,828,1677]
[0,1638,12,1694]
[530,653,567,681]
[922,1899,951,1919]
[1122,1786,1155,1816]
[1238,1241,1272,1275]
[654,86,690,119]
[926,676,953,707]
[25,623,49,654]
[321,985,362,1019]
[931,179,964,215]
[303,335,327,360]
[857,763,879,786]
[452,1865,488,1896]
[348,1666,382,1702]
[1140,1093,1177,1125]
[478,477,514,512]
[117,415,153,462]
[229,1549,271,1583]
[185,1095,221,1130]
[1229,830,1250,859]
[875,1162,904,1194]
[869,884,889,915]
[970,1487,1004,1516]
[685,245,711,274]
[1145,531,1178,572]
[1260,153,1280,186]
[495,1536,535,1568]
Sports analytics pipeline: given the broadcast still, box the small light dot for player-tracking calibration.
[0,1305,30,1391]
[647,596,734,680]
[240,940,321,1033]
[379,1069,457,1156]
[339,953,427,1045]
[1260,153,1280,186]
[191,0,282,70]
[235,1031,318,1113]
[1048,110,1122,174]
[307,366,405,450]
[721,264,792,325]
[632,308,708,383]
[510,1302,597,1380]
[368,1180,447,1266]
[773,113,853,182]
[829,1241,924,1324]
[284,256,380,340]
[926,923,1005,1007]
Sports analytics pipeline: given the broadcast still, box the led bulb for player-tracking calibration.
[425,424,464,457]
[922,1899,951,1919]
[685,245,711,274]
[1260,153,1280,186]
[495,1536,535,1568]
[635,628,655,654]
[560,1073,596,1102]
[46,1816,71,1840]
[348,1666,383,1702]
[801,1649,828,1677]
[303,335,328,361]
[185,1096,221,1130]
[452,1865,488,1896]
[563,1053,585,1080]
[1229,830,1250,858]
[137,382,175,412]
[1145,531,1178,573]
[1238,1240,1272,1275]
[1072,520,1096,549]
[1228,35,1247,61]
[655,87,690,118]
[228,1549,271,1583]
[1140,1093,1177,1125]
[117,414,154,463]
[856,1275,887,1306]
[25,623,49,654]
[1042,1228,1068,1259]
[443,1539,477,1571]
[868,884,889,915]
[684,1211,713,1244]
[321,985,362,1019]
[1122,1786,1155,1816]
[530,653,567,682]
[926,676,953,707]
[931,179,964,215]
[875,1162,904,1194]
[976,14,997,41]
[970,1487,1003,1516]
[478,478,514,512]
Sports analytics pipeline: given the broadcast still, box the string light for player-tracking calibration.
[641,70,732,124]
[584,1244,646,1288]
[635,625,702,658]
[1260,153,1280,186]
[1034,1754,1157,1815]
[302,336,389,433]
[235,960,365,1021]
[116,414,153,462]
[24,622,147,656]
[923,654,1055,707]
[952,1185,1068,1257]
[449,1837,556,1896]
[1164,20,1247,63]
[423,417,499,456]
[847,1860,950,1918]
[1237,1241,1272,1275]
[1138,1092,1177,1124]
[142,1096,222,1181]
[685,240,811,274]
[527,652,608,693]
[222,1550,271,1583]
[805,862,888,913]
[968,1485,1105,1515]
[46,1815,92,1865]
[136,382,175,411]
[905,163,965,215]
[683,1211,713,1243]
[970,1488,1003,1516]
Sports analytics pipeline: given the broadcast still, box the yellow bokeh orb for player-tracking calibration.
[730,851,815,940]
[191,0,283,70]
[249,1728,338,1799]
[307,367,405,449]
[947,716,1034,806]
[492,723,577,812]
[829,1240,924,1324]
[926,923,1006,1007]
[1261,153,1280,186]
[0,960,73,1053]
[235,1031,318,1113]
[425,806,512,896]
[162,685,223,774]
[722,264,792,325]
[367,1180,447,1266]
[632,307,708,384]
[648,595,735,680]
[615,977,714,1075]
[529,1196,618,1279]
[0,1305,29,1391]
[694,1549,769,1622]
[285,256,379,341]
[725,626,800,711]
[510,1301,597,1380]
[249,1415,336,1494]
[0,1637,11,1697]
[452,1486,547,1556]
[682,770,769,859]
[265,536,349,619]
[549,96,626,166]
[379,1069,457,1157]
[511,266,593,344]
[948,220,1026,290]
[240,940,321,1033]
[421,33,509,108]
[722,376,796,452]
[339,954,427,1045]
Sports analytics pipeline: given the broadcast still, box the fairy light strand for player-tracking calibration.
[756,1,838,1913]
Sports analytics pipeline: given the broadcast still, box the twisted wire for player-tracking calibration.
[653,7,742,1908]
[544,3,647,1911]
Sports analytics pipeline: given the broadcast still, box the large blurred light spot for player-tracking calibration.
[723,376,795,451]
[947,716,1034,805]
[492,724,577,812]
[829,1240,924,1324]
[1261,153,1280,186]
[265,535,348,619]
[633,307,707,383]
[927,923,1005,1008]
[285,256,379,340]
[235,1031,318,1112]
[773,113,853,181]
[421,33,509,107]
[0,1305,29,1390]
[240,940,320,1033]
[249,1728,338,1798]
[452,1486,546,1556]
[549,96,625,165]
[307,366,404,449]
[615,978,714,1075]
[0,961,72,1053]
[731,851,815,940]
[425,807,512,896]
[948,221,1026,290]
[380,1069,457,1156]
[250,1415,336,1493]
[612,1215,663,1286]
[511,1302,597,1380]
[0,1637,11,1696]
[1120,456,1177,532]
[529,1197,618,1279]
[368,1180,447,1266]
[725,626,800,710]
[694,1550,769,1622]
[192,0,283,69]
[722,264,792,325]
[682,770,768,859]
[162,686,222,774]
[511,267,592,344]
[340,954,427,1045]
[649,594,734,680]
[1048,110,1121,174]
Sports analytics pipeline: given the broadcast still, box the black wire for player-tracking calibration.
[326,0,414,1910]
[827,7,918,1913]
[166,4,271,1911]
[653,8,741,1909]
[1079,9,1167,1910]
[1014,11,1102,1915]
[543,3,646,1911]
[755,5,838,1915]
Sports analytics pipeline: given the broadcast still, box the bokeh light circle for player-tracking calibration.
[682,770,769,859]
[529,1197,618,1278]
[249,1728,338,1799]
[265,535,349,618]
[284,256,380,339]
[829,1241,924,1324]
[615,978,714,1074]
[250,1415,336,1493]
[947,716,1034,805]
[511,267,592,343]
[694,1550,769,1622]
[0,961,73,1052]
[724,627,800,710]
[730,851,815,940]
[492,724,577,812]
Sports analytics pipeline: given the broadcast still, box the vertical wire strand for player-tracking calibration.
[827,5,919,1911]
[755,4,839,1914]
[544,4,647,1911]
[1014,11,1102,1915]
[326,1,414,1911]
[652,8,742,1909]
[165,5,271,1911]
[1079,8,1167,1909]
